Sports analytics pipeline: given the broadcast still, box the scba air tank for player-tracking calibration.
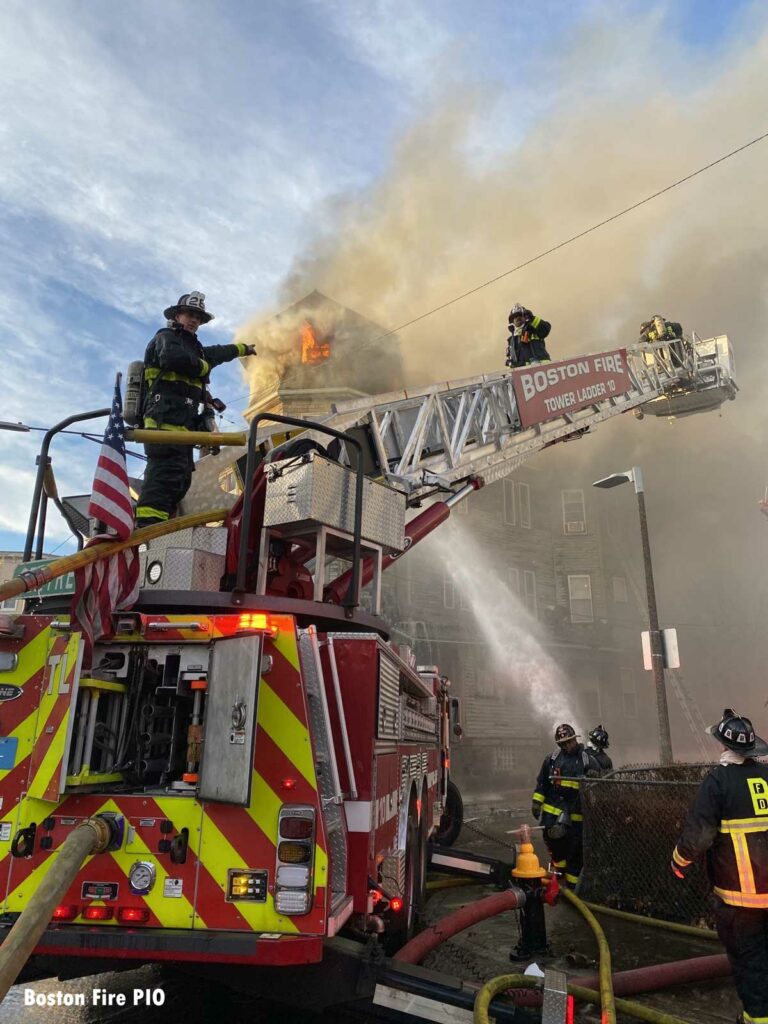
[124,361,144,426]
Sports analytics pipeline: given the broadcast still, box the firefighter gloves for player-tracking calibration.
[531,803,542,820]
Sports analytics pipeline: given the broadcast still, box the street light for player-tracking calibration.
[0,421,31,432]
[593,465,673,765]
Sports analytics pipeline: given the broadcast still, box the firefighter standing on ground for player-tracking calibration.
[531,724,600,887]
[586,724,613,774]
[135,292,256,528]
[671,708,768,1024]
[506,303,552,367]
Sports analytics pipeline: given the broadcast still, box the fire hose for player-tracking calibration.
[474,975,693,1024]
[581,900,720,940]
[0,508,229,608]
[393,886,527,964]
[559,887,615,1023]
[0,817,117,1002]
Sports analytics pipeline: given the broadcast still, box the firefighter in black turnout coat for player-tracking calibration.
[672,709,768,1024]
[135,292,256,527]
[506,302,552,366]
[586,724,613,774]
[531,724,600,887]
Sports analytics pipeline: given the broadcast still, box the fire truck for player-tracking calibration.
[0,333,736,988]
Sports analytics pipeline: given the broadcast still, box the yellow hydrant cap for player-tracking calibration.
[511,841,547,879]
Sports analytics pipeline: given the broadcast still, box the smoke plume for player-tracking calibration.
[256,8,768,754]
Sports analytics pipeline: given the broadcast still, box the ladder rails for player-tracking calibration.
[322,336,736,501]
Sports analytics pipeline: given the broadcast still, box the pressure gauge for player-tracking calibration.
[146,560,163,585]
[129,860,156,895]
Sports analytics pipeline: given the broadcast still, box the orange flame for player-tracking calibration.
[300,321,331,365]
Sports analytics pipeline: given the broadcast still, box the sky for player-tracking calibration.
[0,0,760,555]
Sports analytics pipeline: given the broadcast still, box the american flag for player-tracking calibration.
[71,380,140,666]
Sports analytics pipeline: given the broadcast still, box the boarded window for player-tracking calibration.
[523,570,537,617]
[518,482,531,528]
[568,574,593,623]
[612,576,628,603]
[562,489,586,534]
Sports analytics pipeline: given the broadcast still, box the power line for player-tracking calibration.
[374,128,768,341]
[218,127,768,409]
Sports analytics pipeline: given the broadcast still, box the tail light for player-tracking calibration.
[52,904,79,921]
[274,805,315,916]
[117,907,150,923]
[83,906,113,921]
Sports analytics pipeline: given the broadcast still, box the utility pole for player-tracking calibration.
[593,466,673,765]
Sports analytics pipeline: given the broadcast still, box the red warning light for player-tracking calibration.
[390,897,403,913]
[52,904,79,921]
[83,905,113,921]
[117,907,150,923]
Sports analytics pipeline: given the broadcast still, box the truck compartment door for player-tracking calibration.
[199,635,262,805]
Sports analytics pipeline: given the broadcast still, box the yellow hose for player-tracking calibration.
[560,886,616,1024]
[581,901,719,941]
[473,975,693,1024]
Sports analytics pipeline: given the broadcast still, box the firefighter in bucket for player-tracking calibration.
[134,292,257,528]
[531,723,600,887]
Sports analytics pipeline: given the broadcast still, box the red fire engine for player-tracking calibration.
[0,334,736,989]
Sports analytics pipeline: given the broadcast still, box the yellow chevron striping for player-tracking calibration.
[272,628,300,672]
[27,632,82,802]
[27,714,69,802]
[248,771,282,834]
[258,682,315,787]
[198,809,298,934]
[313,843,328,896]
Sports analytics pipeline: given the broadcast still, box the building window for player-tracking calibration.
[562,489,586,534]
[0,597,20,613]
[507,567,520,597]
[568,574,593,623]
[218,467,242,496]
[612,576,628,603]
[492,746,516,772]
[620,667,637,718]
[523,570,537,617]
[583,689,601,720]
[518,482,531,529]
[502,480,516,526]
[443,569,456,610]
[459,590,472,611]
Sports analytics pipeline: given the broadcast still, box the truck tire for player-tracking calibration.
[385,804,422,953]
[434,780,463,847]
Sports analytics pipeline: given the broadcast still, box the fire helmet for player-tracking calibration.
[508,303,527,322]
[164,291,214,324]
[588,725,610,749]
[554,723,579,745]
[707,708,768,756]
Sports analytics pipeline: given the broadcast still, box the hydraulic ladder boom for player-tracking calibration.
[321,333,736,501]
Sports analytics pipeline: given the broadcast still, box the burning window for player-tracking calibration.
[300,321,331,365]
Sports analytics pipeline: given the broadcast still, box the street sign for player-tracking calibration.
[641,628,680,670]
[12,560,77,599]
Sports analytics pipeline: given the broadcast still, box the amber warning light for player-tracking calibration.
[300,321,331,365]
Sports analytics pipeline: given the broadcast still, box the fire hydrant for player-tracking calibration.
[509,824,550,960]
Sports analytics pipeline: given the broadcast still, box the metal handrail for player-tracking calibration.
[232,413,365,614]
[23,408,110,561]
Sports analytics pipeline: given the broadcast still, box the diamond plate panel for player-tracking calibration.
[263,452,405,552]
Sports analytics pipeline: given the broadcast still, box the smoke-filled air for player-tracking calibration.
[432,526,579,731]
[234,6,768,748]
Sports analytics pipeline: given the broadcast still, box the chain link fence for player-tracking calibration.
[579,763,714,926]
